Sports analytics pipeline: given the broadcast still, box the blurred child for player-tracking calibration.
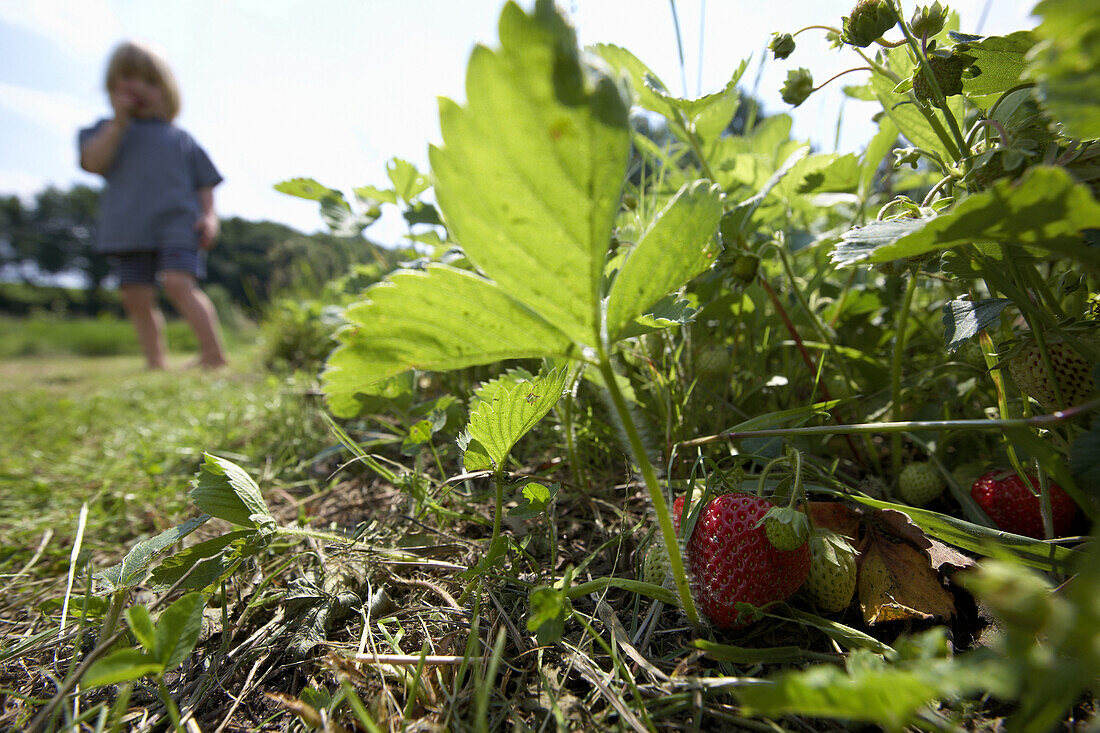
[79,40,228,369]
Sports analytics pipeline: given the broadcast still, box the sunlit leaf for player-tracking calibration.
[190,453,272,529]
[605,180,722,342]
[325,266,573,416]
[273,177,339,201]
[82,649,162,688]
[95,514,211,592]
[465,365,570,469]
[429,1,631,348]
[832,167,1100,267]
[957,31,1035,98]
[509,481,559,518]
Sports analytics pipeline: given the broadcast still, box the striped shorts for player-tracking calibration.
[110,247,206,286]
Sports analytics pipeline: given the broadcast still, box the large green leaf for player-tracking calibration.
[324,266,574,416]
[832,167,1100,267]
[605,181,721,342]
[82,649,162,688]
[428,1,631,348]
[958,31,1035,98]
[1026,0,1100,139]
[465,365,570,469]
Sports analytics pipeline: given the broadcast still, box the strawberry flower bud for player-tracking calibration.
[781,68,814,106]
[770,32,796,60]
[841,0,898,48]
[910,1,948,38]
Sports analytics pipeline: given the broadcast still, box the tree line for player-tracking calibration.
[0,184,386,316]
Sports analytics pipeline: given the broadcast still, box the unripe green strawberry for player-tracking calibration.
[781,68,814,107]
[912,52,969,106]
[641,538,674,588]
[898,461,945,506]
[760,506,811,551]
[770,32,796,60]
[1005,334,1098,410]
[696,344,731,378]
[842,0,898,47]
[802,531,858,613]
[729,252,760,283]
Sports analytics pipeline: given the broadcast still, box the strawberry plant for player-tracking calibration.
[6,0,1100,729]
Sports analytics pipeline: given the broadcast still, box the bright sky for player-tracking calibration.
[0,0,1036,246]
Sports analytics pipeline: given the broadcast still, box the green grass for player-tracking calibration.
[0,348,331,574]
[0,314,256,359]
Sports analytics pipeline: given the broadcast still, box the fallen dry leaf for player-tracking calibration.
[858,534,957,625]
[874,509,975,572]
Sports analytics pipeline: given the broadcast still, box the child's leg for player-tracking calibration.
[120,284,168,369]
[162,270,228,368]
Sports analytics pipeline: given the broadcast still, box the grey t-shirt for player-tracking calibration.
[78,118,223,253]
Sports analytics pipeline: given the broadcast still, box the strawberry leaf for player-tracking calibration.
[428,1,631,348]
[941,297,1012,352]
[190,454,273,529]
[832,167,1100,267]
[465,365,569,470]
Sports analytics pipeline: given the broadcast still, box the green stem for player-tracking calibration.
[890,268,921,480]
[675,397,1100,446]
[596,355,701,629]
[157,676,184,731]
[897,19,969,161]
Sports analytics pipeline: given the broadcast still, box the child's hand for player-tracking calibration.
[194,211,220,250]
[109,89,137,123]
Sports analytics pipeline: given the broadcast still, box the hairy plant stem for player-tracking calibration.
[675,396,1100,446]
[896,9,969,161]
[890,267,921,481]
[595,354,701,629]
[158,676,184,731]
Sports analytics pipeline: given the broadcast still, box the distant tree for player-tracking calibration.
[0,185,108,313]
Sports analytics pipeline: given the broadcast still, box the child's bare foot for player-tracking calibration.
[183,356,228,371]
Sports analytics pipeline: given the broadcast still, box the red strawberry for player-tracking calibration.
[682,492,811,628]
[970,470,1077,539]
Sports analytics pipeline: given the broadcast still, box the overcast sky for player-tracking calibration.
[0,0,1036,246]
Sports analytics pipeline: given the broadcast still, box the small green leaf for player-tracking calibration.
[466,366,570,469]
[190,454,272,528]
[942,297,1012,352]
[401,419,436,456]
[527,584,571,646]
[1069,418,1100,501]
[274,177,339,201]
[95,514,210,591]
[82,649,162,688]
[125,605,156,653]
[386,158,431,203]
[153,592,206,670]
[353,184,398,206]
[509,481,560,519]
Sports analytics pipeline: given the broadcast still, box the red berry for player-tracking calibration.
[970,471,1077,539]
[682,492,811,628]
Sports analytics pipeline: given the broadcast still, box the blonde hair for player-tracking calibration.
[105,40,181,120]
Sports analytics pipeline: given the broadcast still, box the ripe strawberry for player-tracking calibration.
[1005,334,1097,410]
[802,531,858,613]
[682,492,810,628]
[898,461,945,506]
[970,470,1077,539]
